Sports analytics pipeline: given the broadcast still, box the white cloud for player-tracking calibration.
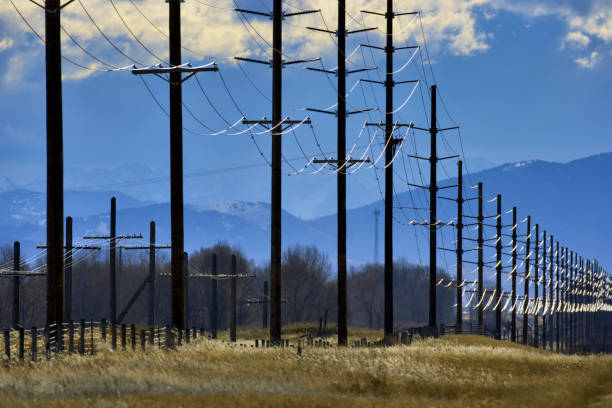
[574,51,600,68]
[561,31,591,49]
[0,37,13,52]
[0,0,493,83]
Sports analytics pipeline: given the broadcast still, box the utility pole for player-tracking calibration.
[522,216,531,345]
[556,241,560,351]
[511,207,517,343]
[549,235,554,351]
[117,223,170,324]
[542,230,547,349]
[456,161,463,332]
[236,1,318,345]
[361,3,420,343]
[307,0,373,346]
[12,241,20,329]
[132,0,218,331]
[230,254,237,342]
[373,210,380,264]
[570,250,574,350]
[495,194,502,340]
[45,0,65,335]
[563,247,568,350]
[534,224,540,348]
[428,86,438,328]
[477,182,484,335]
[83,197,142,327]
[210,253,218,339]
[149,222,156,326]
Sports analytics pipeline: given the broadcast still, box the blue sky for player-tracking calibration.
[0,0,610,219]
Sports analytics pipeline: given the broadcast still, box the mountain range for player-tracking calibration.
[0,152,610,271]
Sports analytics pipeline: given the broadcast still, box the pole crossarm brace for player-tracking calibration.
[0,270,47,277]
[407,154,460,162]
[366,121,414,128]
[131,62,218,84]
[83,234,143,240]
[120,245,172,250]
[36,245,101,250]
[235,56,321,68]
[361,79,419,86]
[313,158,371,169]
[235,8,320,19]
[306,26,378,36]
[362,10,419,18]
[306,107,378,116]
[413,125,461,132]
[160,273,257,280]
[29,0,75,11]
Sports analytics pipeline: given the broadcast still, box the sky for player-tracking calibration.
[0,0,611,219]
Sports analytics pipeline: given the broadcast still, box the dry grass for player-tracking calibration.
[0,329,610,408]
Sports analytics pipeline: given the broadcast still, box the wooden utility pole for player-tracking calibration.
[456,161,463,332]
[477,183,484,335]
[556,241,560,351]
[542,230,547,348]
[12,241,20,329]
[117,223,170,324]
[511,207,517,343]
[45,0,64,333]
[169,0,185,331]
[149,222,156,326]
[362,4,419,342]
[110,197,117,323]
[132,0,218,331]
[534,224,540,348]
[230,255,237,342]
[306,0,373,346]
[549,235,554,350]
[495,195,502,340]
[237,1,317,344]
[522,216,530,344]
[428,85,438,328]
[210,254,218,339]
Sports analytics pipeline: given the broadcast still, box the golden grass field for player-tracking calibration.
[0,325,611,408]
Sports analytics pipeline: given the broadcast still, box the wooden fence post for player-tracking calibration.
[131,324,136,351]
[121,324,126,350]
[68,321,74,354]
[4,330,10,360]
[112,323,117,350]
[79,319,85,355]
[141,329,146,350]
[149,327,154,346]
[101,318,107,342]
[31,327,37,362]
[18,327,24,361]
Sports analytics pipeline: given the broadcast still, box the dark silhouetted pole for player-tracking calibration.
[383,0,395,342]
[456,161,463,332]
[110,197,117,324]
[65,217,72,322]
[549,235,554,350]
[477,183,484,335]
[169,0,185,331]
[210,253,218,339]
[45,0,64,332]
[511,207,517,343]
[495,195,502,340]
[556,241,560,351]
[230,254,237,342]
[542,230,547,349]
[534,224,540,348]
[184,252,189,329]
[269,0,283,345]
[336,0,348,347]
[522,216,530,344]
[12,241,20,329]
[429,85,438,328]
[263,281,268,329]
[148,221,156,326]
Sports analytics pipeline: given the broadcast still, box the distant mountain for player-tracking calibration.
[0,153,610,270]
[307,152,612,271]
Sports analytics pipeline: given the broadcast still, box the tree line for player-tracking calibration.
[0,242,455,331]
